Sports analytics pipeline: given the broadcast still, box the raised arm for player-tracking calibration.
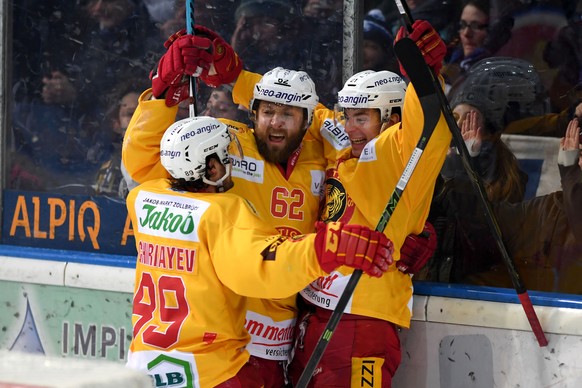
[559,118,582,239]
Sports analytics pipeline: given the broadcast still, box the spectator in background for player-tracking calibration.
[502,101,582,139]
[377,0,462,43]
[142,0,175,24]
[299,0,343,107]
[231,0,301,74]
[446,101,528,203]
[153,0,236,43]
[542,1,582,112]
[423,57,559,285]
[363,9,399,74]
[10,0,155,192]
[442,0,514,96]
[424,78,528,283]
[230,0,345,107]
[200,86,250,125]
[425,115,582,293]
[90,78,148,198]
[449,56,548,135]
[303,0,342,18]
[43,0,155,120]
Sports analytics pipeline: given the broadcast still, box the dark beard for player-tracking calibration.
[255,130,305,164]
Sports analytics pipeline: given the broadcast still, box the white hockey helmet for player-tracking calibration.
[160,116,232,187]
[337,70,406,122]
[250,67,319,127]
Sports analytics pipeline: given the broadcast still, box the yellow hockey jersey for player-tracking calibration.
[122,91,328,360]
[125,179,328,387]
[302,83,451,328]
[233,69,451,327]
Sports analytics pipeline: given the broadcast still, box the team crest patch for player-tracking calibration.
[321,177,354,222]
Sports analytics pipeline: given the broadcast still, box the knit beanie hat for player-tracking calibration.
[363,9,393,50]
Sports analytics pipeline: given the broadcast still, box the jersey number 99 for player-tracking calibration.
[133,272,189,349]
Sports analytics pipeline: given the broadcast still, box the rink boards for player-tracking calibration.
[0,248,581,387]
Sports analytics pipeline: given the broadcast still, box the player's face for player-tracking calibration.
[254,101,307,163]
[205,157,234,193]
[343,108,383,158]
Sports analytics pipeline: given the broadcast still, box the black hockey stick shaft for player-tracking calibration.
[186,0,198,117]
[393,0,548,347]
[295,38,443,388]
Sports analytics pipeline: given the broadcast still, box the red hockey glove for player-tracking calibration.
[151,29,213,106]
[395,20,446,77]
[151,26,242,106]
[194,25,243,88]
[314,221,394,277]
[397,221,437,275]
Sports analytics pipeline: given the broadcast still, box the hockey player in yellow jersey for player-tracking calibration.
[124,28,340,385]
[126,115,394,387]
[175,21,449,387]
[286,21,450,387]
[123,23,442,387]
[287,70,444,386]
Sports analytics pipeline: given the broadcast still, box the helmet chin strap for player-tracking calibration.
[202,163,232,192]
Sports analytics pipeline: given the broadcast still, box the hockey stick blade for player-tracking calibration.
[295,38,443,388]
[393,0,548,347]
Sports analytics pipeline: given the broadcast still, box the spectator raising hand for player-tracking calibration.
[560,118,582,169]
[460,109,484,157]
[561,118,580,150]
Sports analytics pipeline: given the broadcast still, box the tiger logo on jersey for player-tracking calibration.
[321,169,355,222]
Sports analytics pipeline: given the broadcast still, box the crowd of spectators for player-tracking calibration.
[8,0,581,293]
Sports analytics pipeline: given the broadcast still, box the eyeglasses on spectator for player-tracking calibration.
[459,20,489,31]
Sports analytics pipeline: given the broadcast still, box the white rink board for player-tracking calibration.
[2,251,582,388]
[394,295,582,388]
[0,350,152,387]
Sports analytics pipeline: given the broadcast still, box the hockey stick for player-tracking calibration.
[185,0,198,117]
[295,38,443,388]
[393,0,548,347]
